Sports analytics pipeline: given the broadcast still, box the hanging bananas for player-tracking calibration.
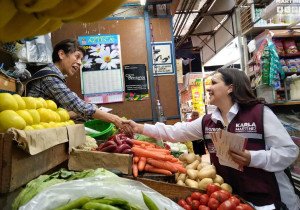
[0,0,18,28]
[68,0,126,23]
[38,0,102,20]
[14,0,61,13]
[0,0,126,42]
[0,11,49,42]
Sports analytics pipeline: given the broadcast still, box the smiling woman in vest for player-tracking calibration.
[127,68,300,209]
[25,39,132,135]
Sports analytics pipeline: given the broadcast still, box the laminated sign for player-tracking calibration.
[124,64,149,101]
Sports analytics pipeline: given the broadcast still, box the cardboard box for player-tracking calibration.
[68,149,133,175]
[0,73,16,93]
[0,124,85,193]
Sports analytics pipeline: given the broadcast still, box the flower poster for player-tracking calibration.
[124,64,149,101]
[151,42,174,75]
[78,34,124,103]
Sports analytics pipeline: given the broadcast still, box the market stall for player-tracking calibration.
[0,0,299,209]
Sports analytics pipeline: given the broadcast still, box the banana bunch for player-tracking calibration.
[0,0,126,42]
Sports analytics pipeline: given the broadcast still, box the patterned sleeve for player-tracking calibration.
[41,76,96,118]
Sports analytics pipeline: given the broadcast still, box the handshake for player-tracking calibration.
[116,119,144,137]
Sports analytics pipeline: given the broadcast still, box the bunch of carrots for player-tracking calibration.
[131,139,187,177]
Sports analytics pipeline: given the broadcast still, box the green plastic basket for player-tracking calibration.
[84,119,114,140]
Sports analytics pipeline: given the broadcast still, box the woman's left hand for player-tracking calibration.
[229,149,251,167]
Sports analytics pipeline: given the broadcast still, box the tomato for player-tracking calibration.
[191,200,201,210]
[186,196,193,206]
[228,196,240,206]
[217,200,237,210]
[198,205,210,210]
[191,192,202,200]
[208,197,220,210]
[236,204,254,210]
[206,183,221,196]
[183,204,192,210]
[210,191,229,203]
[199,194,209,205]
[218,190,231,198]
[178,199,187,207]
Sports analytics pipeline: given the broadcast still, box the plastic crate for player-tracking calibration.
[84,119,114,140]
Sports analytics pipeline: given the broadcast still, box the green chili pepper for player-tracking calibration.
[142,192,159,210]
[82,202,121,210]
[54,196,91,210]
[92,198,128,205]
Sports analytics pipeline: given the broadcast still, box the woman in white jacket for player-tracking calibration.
[128,68,300,210]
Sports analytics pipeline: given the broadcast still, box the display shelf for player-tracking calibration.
[242,24,292,36]
[285,72,300,77]
[270,101,300,106]
[279,53,300,58]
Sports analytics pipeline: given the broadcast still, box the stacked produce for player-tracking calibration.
[175,153,232,192]
[131,140,186,177]
[177,184,254,210]
[0,0,126,42]
[0,92,73,132]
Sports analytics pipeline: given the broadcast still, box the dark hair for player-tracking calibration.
[52,39,85,63]
[215,68,265,106]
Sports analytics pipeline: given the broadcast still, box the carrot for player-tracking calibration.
[133,156,140,164]
[132,139,154,146]
[144,164,172,176]
[147,147,171,155]
[132,163,138,177]
[132,147,168,160]
[172,163,187,173]
[168,157,180,162]
[147,158,177,173]
[138,157,147,171]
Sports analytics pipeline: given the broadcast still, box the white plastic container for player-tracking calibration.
[290,76,300,100]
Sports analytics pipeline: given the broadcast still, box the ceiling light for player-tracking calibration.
[140,0,146,5]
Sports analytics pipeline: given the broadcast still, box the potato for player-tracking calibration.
[186,159,200,170]
[213,174,224,185]
[177,173,187,182]
[186,153,196,164]
[198,178,213,190]
[213,182,221,187]
[178,153,188,162]
[201,164,216,171]
[197,162,210,171]
[198,168,216,180]
[195,154,202,162]
[175,172,179,181]
[185,178,199,188]
[221,183,233,193]
[177,180,186,186]
[187,169,198,180]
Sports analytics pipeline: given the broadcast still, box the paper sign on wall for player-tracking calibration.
[151,42,174,75]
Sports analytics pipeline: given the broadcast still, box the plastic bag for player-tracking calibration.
[20,176,183,210]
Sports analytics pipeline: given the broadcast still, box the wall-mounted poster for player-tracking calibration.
[78,34,124,104]
[124,64,149,101]
[151,42,174,75]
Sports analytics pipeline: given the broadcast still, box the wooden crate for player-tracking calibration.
[0,132,69,193]
[68,149,133,175]
[0,73,16,93]
[127,177,204,201]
